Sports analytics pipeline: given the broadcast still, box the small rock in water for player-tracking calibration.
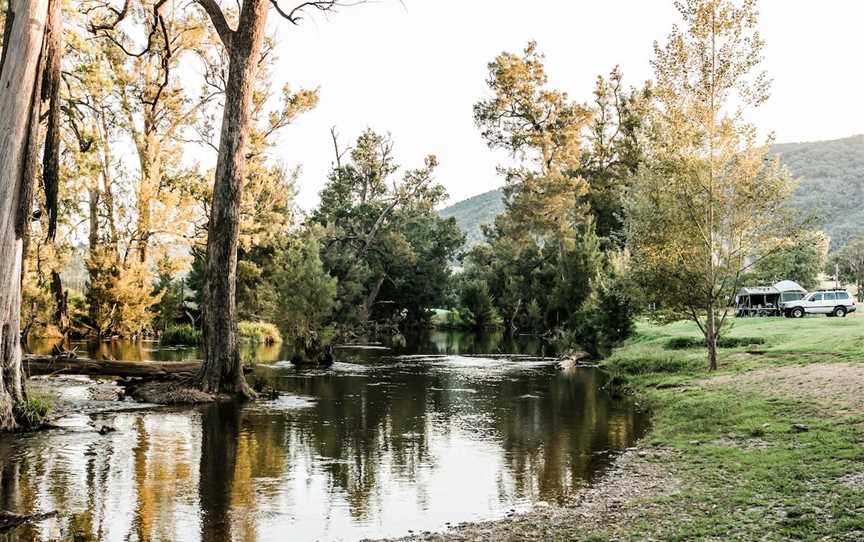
[98,425,115,435]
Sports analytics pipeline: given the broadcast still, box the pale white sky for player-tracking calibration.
[268,0,863,209]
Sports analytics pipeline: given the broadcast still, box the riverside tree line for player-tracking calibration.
[0,0,823,429]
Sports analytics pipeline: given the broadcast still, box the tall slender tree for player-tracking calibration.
[628,0,803,370]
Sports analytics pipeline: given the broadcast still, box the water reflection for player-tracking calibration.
[4,341,647,541]
[27,330,553,364]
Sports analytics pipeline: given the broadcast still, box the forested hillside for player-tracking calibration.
[772,135,864,250]
[443,135,864,250]
[438,189,506,245]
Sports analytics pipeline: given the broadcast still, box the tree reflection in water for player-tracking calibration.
[3,335,647,541]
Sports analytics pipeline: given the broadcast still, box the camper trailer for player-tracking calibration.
[735,280,807,317]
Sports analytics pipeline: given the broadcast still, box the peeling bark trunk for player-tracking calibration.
[196,0,269,399]
[99,107,119,249]
[134,131,160,264]
[87,187,100,248]
[50,270,69,335]
[0,0,50,431]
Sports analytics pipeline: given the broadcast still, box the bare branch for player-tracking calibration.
[87,0,131,33]
[270,0,365,25]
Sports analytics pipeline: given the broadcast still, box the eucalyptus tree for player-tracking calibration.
[0,0,62,429]
[474,42,591,250]
[95,3,207,265]
[188,0,360,398]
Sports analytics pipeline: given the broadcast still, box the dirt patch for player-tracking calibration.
[711,436,772,450]
[704,362,864,415]
[838,472,864,491]
[371,447,681,542]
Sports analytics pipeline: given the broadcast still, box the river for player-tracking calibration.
[1,331,648,541]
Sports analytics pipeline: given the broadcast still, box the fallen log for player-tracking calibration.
[23,355,251,378]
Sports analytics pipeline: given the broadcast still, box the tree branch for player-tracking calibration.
[194,0,235,51]
[270,1,363,25]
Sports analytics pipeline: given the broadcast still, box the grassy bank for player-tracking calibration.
[597,316,864,540]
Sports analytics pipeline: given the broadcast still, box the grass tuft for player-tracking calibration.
[238,321,283,345]
[160,324,202,346]
[14,391,53,429]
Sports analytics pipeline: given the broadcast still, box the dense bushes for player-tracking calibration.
[160,324,202,346]
[605,353,698,376]
[238,321,282,345]
[665,336,766,350]
[161,322,283,346]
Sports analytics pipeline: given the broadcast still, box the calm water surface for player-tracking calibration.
[3,332,648,541]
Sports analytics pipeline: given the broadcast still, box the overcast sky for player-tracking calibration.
[267,0,864,209]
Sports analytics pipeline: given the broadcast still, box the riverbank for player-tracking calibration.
[381,317,864,541]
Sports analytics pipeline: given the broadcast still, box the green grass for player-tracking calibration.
[238,321,282,345]
[14,390,54,429]
[160,324,203,346]
[592,316,864,541]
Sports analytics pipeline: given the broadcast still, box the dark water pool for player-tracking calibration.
[3,333,648,541]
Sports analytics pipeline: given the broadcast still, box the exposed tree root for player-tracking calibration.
[126,381,215,404]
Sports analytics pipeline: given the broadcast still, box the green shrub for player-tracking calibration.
[238,321,283,345]
[718,336,765,348]
[432,308,476,330]
[160,324,202,346]
[606,353,697,375]
[665,336,703,349]
[665,336,765,350]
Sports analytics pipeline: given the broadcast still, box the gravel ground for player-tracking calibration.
[370,447,682,542]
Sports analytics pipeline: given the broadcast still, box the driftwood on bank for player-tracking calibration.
[23,355,252,378]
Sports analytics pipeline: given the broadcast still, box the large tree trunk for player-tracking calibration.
[195,0,269,399]
[0,0,51,431]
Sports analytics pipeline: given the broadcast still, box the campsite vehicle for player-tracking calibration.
[735,280,807,317]
[780,289,856,318]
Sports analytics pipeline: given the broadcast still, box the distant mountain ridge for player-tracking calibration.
[440,135,864,250]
